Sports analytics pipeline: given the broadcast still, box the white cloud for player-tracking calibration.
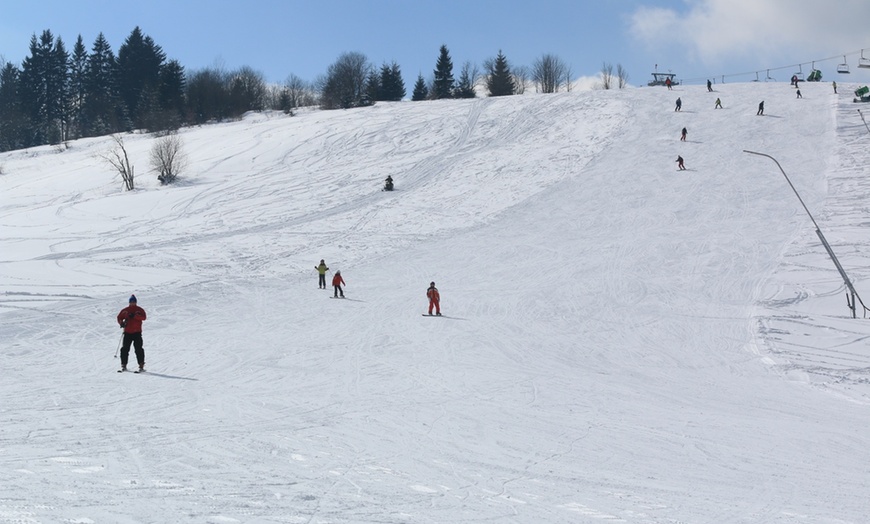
[630,0,870,69]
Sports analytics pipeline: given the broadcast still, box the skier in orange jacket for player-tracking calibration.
[426,282,441,316]
[332,271,345,298]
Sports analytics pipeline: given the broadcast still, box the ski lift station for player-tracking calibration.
[648,72,678,87]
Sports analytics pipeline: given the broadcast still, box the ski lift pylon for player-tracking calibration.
[838,56,850,74]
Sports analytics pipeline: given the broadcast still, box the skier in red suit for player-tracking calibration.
[117,294,147,372]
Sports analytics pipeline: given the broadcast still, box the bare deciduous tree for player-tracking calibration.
[318,52,370,109]
[100,134,135,191]
[150,132,187,184]
[532,54,571,94]
[600,62,614,90]
[616,63,630,89]
[512,65,530,95]
[283,74,315,110]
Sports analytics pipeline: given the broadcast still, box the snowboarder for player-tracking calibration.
[117,295,146,372]
[332,270,345,298]
[384,175,394,191]
[757,101,764,115]
[833,81,837,94]
[675,97,682,111]
[707,79,713,92]
[315,259,329,289]
[680,127,687,142]
[796,89,802,99]
[715,98,723,109]
[426,282,441,316]
[676,155,686,171]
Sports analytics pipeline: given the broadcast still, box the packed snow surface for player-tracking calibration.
[3,81,870,523]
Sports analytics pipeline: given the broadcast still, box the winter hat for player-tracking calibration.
[129,294,137,303]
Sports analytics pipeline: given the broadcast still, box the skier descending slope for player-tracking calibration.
[426,282,441,316]
[117,295,147,372]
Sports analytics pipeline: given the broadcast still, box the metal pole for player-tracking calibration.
[859,110,870,136]
[744,150,860,317]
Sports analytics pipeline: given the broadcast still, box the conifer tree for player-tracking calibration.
[19,30,69,145]
[83,32,122,136]
[378,61,406,101]
[117,27,165,129]
[454,62,477,98]
[0,62,26,151]
[68,35,88,139]
[485,50,515,97]
[411,73,428,101]
[432,45,454,99]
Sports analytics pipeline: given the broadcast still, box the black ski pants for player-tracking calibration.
[121,332,145,368]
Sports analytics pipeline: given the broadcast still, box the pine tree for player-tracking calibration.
[19,30,68,145]
[0,62,26,151]
[83,32,122,136]
[365,68,379,104]
[378,61,406,101]
[68,35,88,140]
[157,60,186,128]
[454,62,477,99]
[486,50,515,97]
[432,45,454,99]
[411,73,428,101]
[117,27,166,129]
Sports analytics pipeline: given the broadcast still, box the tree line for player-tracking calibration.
[0,27,627,153]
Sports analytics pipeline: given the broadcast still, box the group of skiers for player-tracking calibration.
[671,83,804,170]
[116,263,442,372]
[314,259,440,314]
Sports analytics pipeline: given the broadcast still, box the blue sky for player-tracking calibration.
[2,0,870,88]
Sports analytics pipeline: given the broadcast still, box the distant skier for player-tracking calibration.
[757,101,764,115]
[384,175,394,191]
[332,270,345,298]
[833,81,837,94]
[665,77,672,90]
[715,98,723,109]
[426,282,441,316]
[117,295,146,372]
[680,127,687,142]
[315,259,329,289]
[675,97,682,111]
[791,75,798,87]
[707,79,713,92]
[676,155,686,171]
[796,89,802,99]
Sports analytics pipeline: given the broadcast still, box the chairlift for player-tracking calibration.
[837,56,850,74]
[753,71,760,82]
[794,64,805,82]
[807,62,822,82]
[765,69,775,82]
[860,49,870,69]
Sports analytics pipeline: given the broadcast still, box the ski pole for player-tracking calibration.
[114,333,123,359]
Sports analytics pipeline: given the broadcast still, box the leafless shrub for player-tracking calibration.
[600,62,614,90]
[616,64,630,89]
[150,133,187,185]
[100,134,135,191]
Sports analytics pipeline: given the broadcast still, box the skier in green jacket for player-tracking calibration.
[315,259,329,289]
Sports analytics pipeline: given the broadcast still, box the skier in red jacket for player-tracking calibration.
[332,271,345,298]
[117,294,147,372]
[426,282,441,316]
